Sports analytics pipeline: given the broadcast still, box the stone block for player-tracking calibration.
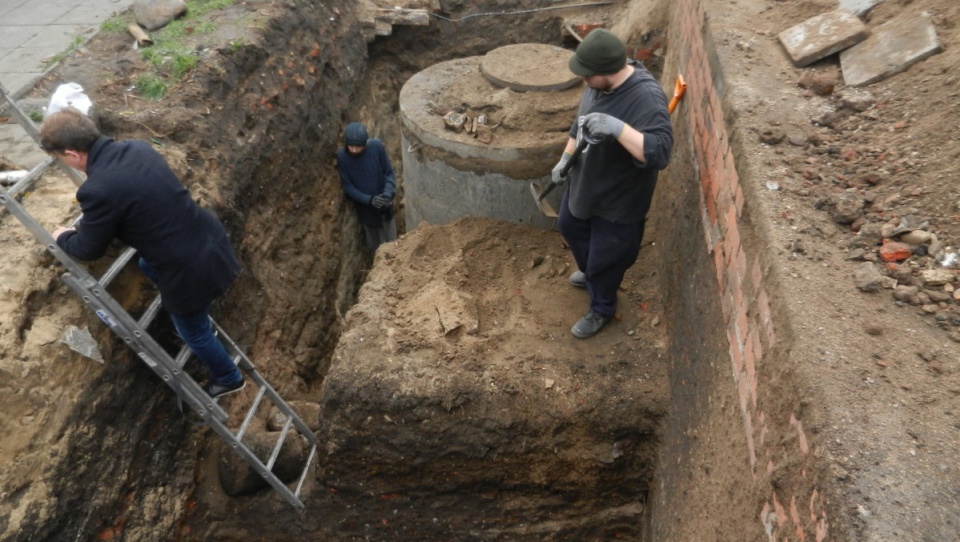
[840,11,942,87]
[779,10,868,67]
[838,0,884,17]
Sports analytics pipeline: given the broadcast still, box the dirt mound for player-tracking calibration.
[313,217,669,539]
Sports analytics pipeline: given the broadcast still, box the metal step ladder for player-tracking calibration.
[0,82,317,510]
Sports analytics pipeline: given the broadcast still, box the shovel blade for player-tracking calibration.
[530,181,558,218]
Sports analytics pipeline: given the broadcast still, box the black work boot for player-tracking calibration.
[571,310,612,339]
[569,270,587,288]
[205,378,246,399]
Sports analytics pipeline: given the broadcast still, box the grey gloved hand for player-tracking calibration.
[371,194,390,209]
[551,151,573,185]
[580,112,626,141]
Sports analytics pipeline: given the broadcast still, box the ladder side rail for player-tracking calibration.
[204,416,307,510]
[6,156,56,198]
[60,272,230,423]
[0,83,85,187]
[0,188,97,280]
[211,318,318,444]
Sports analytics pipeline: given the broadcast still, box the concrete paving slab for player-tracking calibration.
[0,124,47,170]
[0,0,133,98]
[0,26,46,50]
[840,11,942,87]
[778,9,868,67]
[56,4,126,26]
[838,0,884,17]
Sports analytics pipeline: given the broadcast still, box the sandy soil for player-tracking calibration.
[1,0,959,539]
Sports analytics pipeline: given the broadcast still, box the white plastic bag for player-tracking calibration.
[46,82,93,117]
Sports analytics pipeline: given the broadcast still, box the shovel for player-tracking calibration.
[530,135,590,218]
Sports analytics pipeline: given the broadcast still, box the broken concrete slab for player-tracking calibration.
[376,8,430,27]
[779,9,868,67]
[838,0,884,18]
[840,11,942,87]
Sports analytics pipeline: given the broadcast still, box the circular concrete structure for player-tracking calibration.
[399,43,583,230]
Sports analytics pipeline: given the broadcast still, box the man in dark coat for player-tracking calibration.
[336,122,397,253]
[41,107,245,398]
[551,29,674,339]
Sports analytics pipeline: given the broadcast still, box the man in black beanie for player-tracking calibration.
[337,122,397,253]
[551,29,674,339]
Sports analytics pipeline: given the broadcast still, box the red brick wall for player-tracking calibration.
[651,0,831,539]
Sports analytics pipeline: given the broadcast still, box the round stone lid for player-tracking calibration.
[480,43,580,92]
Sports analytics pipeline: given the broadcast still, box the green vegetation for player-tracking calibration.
[43,35,86,68]
[28,111,43,123]
[128,0,237,100]
[170,53,199,80]
[100,15,129,33]
[136,74,168,101]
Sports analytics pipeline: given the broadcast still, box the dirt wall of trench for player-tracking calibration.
[2,2,373,539]
[4,1,663,540]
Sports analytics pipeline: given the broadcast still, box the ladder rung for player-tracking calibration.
[6,156,55,199]
[236,386,267,441]
[174,344,192,369]
[295,444,318,498]
[98,246,137,287]
[265,416,294,471]
[137,294,163,329]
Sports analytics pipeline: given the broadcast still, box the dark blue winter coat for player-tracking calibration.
[56,137,240,315]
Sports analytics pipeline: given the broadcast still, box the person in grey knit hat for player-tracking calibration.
[337,122,398,253]
[551,29,674,339]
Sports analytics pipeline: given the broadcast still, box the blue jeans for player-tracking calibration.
[139,259,243,386]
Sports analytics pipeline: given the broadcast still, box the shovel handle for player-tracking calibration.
[559,135,590,178]
[668,74,686,114]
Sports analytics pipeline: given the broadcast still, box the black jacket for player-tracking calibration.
[567,60,674,224]
[57,137,240,314]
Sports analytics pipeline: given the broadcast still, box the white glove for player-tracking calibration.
[551,151,573,185]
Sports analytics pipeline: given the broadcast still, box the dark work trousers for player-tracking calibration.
[557,189,645,316]
[362,214,398,253]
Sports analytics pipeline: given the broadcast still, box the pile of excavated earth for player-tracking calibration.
[1,0,959,540]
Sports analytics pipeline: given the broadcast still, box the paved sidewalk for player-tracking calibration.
[1,0,133,168]
[0,0,133,99]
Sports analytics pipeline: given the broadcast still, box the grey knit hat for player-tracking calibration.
[344,122,368,146]
[568,29,627,77]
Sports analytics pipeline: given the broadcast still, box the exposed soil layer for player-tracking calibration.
[1,0,959,540]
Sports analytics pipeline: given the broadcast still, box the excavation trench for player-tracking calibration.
[8,0,764,540]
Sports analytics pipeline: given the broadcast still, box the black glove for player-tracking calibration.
[371,194,390,209]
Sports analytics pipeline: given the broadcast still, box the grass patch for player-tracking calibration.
[100,15,131,33]
[125,0,238,100]
[136,74,168,100]
[170,53,199,80]
[43,35,86,68]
